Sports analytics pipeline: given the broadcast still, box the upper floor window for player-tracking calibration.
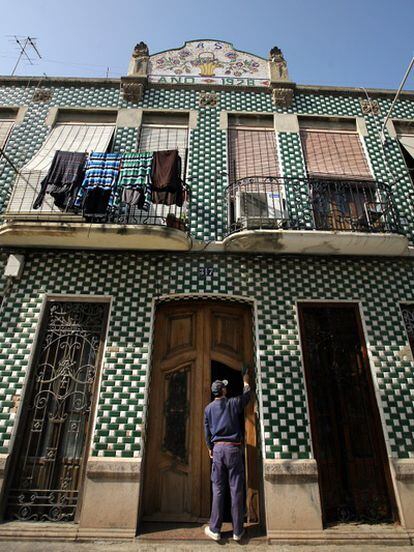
[227,114,279,182]
[138,111,189,178]
[299,117,371,180]
[7,109,116,214]
[227,114,285,230]
[394,120,414,186]
[0,108,17,150]
[299,117,380,232]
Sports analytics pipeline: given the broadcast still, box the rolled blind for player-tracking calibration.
[0,120,14,149]
[300,130,371,179]
[228,129,280,182]
[7,123,114,214]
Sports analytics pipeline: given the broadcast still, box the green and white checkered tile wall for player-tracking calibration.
[1,251,414,460]
[1,81,414,461]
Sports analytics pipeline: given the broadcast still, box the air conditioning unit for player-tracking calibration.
[235,190,288,229]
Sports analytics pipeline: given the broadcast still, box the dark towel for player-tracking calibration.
[151,150,184,206]
[83,187,112,216]
[33,151,87,210]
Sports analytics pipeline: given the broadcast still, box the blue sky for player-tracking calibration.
[0,0,413,89]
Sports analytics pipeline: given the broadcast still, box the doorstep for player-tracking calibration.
[137,521,265,543]
[0,521,134,541]
[267,523,411,545]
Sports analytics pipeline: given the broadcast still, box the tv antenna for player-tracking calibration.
[9,35,42,76]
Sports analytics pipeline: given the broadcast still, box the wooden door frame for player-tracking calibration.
[0,294,112,523]
[138,295,264,528]
[297,301,399,525]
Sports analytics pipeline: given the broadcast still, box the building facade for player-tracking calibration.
[1,40,414,543]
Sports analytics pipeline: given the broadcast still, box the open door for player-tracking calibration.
[141,301,258,524]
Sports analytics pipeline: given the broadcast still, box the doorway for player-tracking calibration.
[4,299,109,522]
[298,303,398,526]
[141,300,258,525]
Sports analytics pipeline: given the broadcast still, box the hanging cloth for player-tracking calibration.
[116,152,153,210]
[33,150,87,210]
[74,152,121,214]
[151,150,184,206]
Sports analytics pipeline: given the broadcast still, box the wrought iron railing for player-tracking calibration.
[3,170,190,233]
[226,176,402,236]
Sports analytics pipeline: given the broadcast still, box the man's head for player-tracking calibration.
[211,379,228,397]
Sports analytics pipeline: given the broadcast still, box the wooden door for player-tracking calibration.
[298,304,398,526]
[142,301,256,522]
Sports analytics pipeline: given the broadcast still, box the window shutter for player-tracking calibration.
[0,120,14,149]
[300,130,371,179]
[7,123,114,214]
[228,129,280,182]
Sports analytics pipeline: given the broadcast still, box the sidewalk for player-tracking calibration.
[0,542,412,552]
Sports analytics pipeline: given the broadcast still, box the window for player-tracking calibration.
[135,111,190,226]
[227,114,279,182]
[394,120,414,186]
[0,108,17,150]
[299,117,377,231]
[402,304,414,355]
[138,111,189,178]
[227,114,284,230]
[7,110,116,214]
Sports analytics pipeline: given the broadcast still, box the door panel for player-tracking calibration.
[5,300,109,523]
[142,301,257,523]
[298,304,397,526]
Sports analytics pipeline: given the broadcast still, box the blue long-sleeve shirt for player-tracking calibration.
[204,385,251,449]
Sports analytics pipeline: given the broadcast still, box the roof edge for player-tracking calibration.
[0,75,414,98]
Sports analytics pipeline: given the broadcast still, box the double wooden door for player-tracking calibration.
[142,301,257,522]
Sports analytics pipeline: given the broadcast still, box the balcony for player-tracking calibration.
[0,171,191,251]
[223,176,409,256]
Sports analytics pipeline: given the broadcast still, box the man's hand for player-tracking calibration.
[243,372,250,386]
[208,448,213,459]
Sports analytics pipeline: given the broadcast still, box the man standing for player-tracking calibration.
[204,373,251,542]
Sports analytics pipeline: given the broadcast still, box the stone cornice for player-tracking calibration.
[1,75,414,99]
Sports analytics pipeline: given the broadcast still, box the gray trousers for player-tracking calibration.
[209,444,245,536]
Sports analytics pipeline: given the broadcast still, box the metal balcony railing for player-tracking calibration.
[226,176,402,236]
[3,170,190,233]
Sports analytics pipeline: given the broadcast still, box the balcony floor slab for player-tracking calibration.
[0,221,191,251]
[223,229,409,257]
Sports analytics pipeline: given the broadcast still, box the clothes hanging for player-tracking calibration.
[151,150,184,206]
[83,187,112,216]
[74,152,121,211]
[33,151,87,210]
[116,152,153,210]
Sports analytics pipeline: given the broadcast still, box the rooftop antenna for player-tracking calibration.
[9,35,42,76]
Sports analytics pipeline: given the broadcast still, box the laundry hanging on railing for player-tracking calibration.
[33,151,87,210]
[116,152,153,210]
[151,150,184,207]
[74,152,122,215]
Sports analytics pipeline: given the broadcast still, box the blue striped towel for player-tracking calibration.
[74,152,122,209]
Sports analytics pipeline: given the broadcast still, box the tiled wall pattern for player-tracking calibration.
[1,251,414,460]
[1,80,414,462]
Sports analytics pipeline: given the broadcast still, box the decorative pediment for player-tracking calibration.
[148,40,270,88]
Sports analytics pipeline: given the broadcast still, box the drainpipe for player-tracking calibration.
[380,56,414,142]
